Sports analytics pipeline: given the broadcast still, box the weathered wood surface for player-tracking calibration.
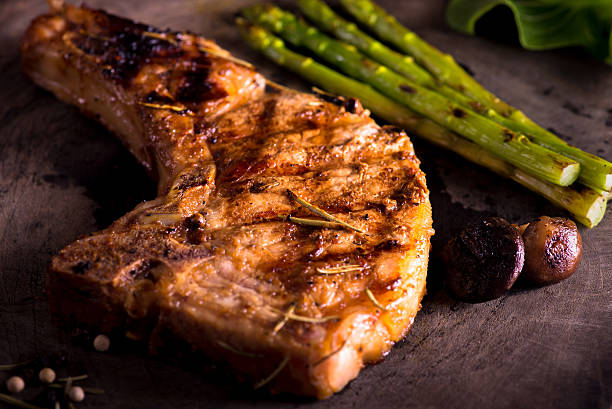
[0,0,610,408]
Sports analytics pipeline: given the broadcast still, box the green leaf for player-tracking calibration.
[446,0,612,64]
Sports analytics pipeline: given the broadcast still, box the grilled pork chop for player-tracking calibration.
[22,1,433,398]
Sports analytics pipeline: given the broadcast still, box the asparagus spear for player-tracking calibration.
[236,20,607,227]
[339,0,612,192]
[338,0,516,117]
[299,0,612,193]
[241,5,580,187]
[298,0,475,103]
[298,0,433,86]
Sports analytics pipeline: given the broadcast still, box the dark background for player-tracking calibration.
[1,1,610,408]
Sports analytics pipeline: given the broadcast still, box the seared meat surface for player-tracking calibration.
[22,2,433,398]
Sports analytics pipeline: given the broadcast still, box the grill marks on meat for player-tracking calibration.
[22,3,433,399]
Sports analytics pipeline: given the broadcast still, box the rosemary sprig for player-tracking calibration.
[251,180,281,192]
[216,340,263,358]
[273,304,295,334]
[62,32,97,59]
[64,377,72,397]
[286,190,366,234]
[197,46,255,69]
[57,374,88,382]
[0,393,45,409]
[265,181,281,189]
[316,264,364,274]
[312,339,348,367]
[286,311,340,323]
[312,86,340,100]
[253,355,289,390]
[365,288,387,311]
[266,79,298,93]
[137,101,194,116]
[273,304,340,334]
[273,305,340,334]
[62,31,113,70]
[141,31,178,45]
[282,215,344,229]
[0,360,32,370]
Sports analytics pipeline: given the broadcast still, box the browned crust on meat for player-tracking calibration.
[22,3,433,399]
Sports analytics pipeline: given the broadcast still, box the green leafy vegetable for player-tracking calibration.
[446,0,612,64]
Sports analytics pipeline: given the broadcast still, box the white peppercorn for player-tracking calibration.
[6,376,25,393]
[39,367,56,384]
[68,386,85,402]
[93,334,110,352]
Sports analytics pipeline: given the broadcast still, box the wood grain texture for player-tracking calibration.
[0,0,610,408]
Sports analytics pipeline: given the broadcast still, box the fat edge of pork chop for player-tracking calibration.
[22,2,433,398]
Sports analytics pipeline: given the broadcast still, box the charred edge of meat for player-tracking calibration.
[174,58,228,103]
[64,6,186,85]
[344,98,359,114]
[71,260,91,275]
[311,89,361,114]
[385,126,406,134]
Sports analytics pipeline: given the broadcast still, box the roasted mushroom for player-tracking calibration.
[443,217,524,303]
[520,216,582,286]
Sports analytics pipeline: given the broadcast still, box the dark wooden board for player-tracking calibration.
[0,0,610,408]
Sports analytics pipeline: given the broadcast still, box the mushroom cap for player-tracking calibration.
[443,217,524,303]
[521,216,582,286]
